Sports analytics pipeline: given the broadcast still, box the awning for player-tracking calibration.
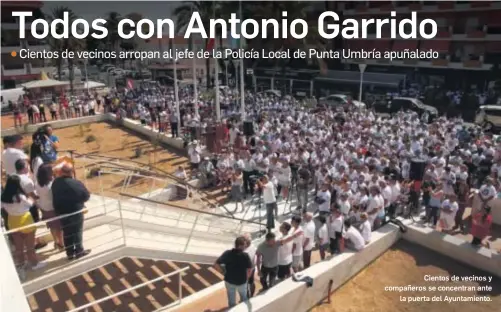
[315,70,405,88]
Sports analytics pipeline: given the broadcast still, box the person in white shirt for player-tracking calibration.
[317,215,330,260]
[1,175,46,270]
[188,142,201,171]
[478,178,496,209]
[243,233,257,297]
[35,164,64,250]
[329,206,344,254]
[316,183,331,216]
[343,219,365,251]
[277,222,293,281]
[174,166,187,180]
[301,212,315,268]
[2,135,29,177]
[290,215,304,272]
[257,175,277,230]
[359,213,372,244]
[439,196,459,232]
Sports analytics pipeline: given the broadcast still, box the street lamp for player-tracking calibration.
[232,59,239,91]
[223,59,229,86]
[83,58,89,93]
[358,63,366,102]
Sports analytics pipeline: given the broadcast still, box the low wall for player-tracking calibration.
[402,223,501,278]
[231,223,402,312]
[0,236,31,312]
[1,114,109,137]
[117,116,185,150]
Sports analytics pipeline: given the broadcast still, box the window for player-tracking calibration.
[486,109,501,117]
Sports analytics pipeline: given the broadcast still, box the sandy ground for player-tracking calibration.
[312,240,501,312]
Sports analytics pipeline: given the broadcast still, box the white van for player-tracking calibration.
[475,105,501,130]
[1,88,25,110]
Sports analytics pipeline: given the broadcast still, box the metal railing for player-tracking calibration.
[75,153,239,216]
[1,180,266,285]
[67,266,190,312]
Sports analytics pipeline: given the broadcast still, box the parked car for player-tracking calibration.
[374,97,438,119]
[318,94,366,109]
[475,105,501,132]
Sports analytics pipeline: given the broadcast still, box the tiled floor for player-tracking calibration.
[27,257,224,312]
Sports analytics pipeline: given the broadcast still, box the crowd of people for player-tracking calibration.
[207,92,499,307]
[8,93,101,127]
[1,125,91,276]
[2,83,499,304]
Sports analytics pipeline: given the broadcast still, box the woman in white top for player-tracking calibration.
[317,215,330,260]
[1,175,45,270]
[36,164,64,250]
[29,143,44,178]
[359,213,372,244]
[277,222,293,280]
[230,169,244,212]
[439,195,459,232]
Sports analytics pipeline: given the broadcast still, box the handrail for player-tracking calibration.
[120,192,267,227]
[75,152,239,217]
[2,208,89,235]
[67,266,190,312]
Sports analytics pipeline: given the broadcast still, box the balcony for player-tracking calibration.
[392,40,419,51]
[421,40,451,53]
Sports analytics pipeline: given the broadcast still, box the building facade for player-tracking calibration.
[1,0,53,88]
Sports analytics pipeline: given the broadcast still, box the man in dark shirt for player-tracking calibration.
[215,236,253,308]
[51,164,91,260]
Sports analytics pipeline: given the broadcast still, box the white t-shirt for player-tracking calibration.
[302,220,315,251]
[316,190,331,212]
[16,173,35,194]
[479,184,496,200]
[1,194,32,216]
[329,215,344,237]
[35,182,54,212]
[244,244,257,266]
[343,226,365,251]
[189,147,201,164]
[2,148,28,176]
[278,235,293,265]
[359,219,372,244]
[292,227,304,256]
[318,224,329,245]
[262,181,276,204]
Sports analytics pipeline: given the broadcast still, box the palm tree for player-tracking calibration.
[105,12,122,63]
[174,1,219,86]
[47,7,84,93]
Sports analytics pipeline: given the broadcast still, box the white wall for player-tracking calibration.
[231,223,402,312]
[402,222,501,278]
[0,236,31,312]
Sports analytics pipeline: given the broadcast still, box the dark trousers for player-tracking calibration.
[329,232,342,254]
[60,213,84,257]
[265,203,277,230]
[247,268,255,297]
[243,170,255,196]
[39,109,47,122]
[453,205,466,231]
[303,250,312,269]
[50,111,57,120]
[260,266,278,290]
[427,206,440,226]
[171,122,178,137]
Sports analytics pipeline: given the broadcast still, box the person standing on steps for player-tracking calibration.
[51,164,91,260]
[215,236,253,308]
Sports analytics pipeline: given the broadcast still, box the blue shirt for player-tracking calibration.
[41,135,59,162]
